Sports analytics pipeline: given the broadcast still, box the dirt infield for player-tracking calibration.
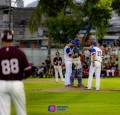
[24,78,120,92]
[26,86,120,92]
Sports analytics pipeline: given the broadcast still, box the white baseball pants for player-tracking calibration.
[87,61,101,90]
[107,70,115,76]
[64,60,72,85]
[54,65,64,82]
[0,80,27,115]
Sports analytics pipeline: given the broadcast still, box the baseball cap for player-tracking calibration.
[67,39,72,43]
[1,29,14,42]
[56,51,60,55]
[72,39,80,46]
[91,41,97,46]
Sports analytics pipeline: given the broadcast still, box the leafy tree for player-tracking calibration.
[29,0,83,55]
[29,0,71,33]
[29,0,114,51]
[44,14,82,45]
[112,0,120,15]
[82,0,113,44]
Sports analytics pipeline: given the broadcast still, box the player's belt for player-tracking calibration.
[95,60,101,63]
[90,60,101,63]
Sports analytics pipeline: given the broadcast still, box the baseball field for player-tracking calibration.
[11,77,120,115]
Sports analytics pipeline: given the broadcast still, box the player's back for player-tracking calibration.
[64,45,72,61]
[0,46,29,80]
[94,47,103,62]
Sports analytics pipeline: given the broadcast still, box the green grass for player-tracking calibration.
[11,77,120,115]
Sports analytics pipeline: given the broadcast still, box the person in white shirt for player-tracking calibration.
[85,41,103,91]
[64,39,74,87]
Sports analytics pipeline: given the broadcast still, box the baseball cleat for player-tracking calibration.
[94,87,99,91]
[84,87,91,90]
[64,84,71,87]
[77,84,84,87]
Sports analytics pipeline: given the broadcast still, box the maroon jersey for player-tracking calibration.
[53,57,62,66]
[0,46,31,80]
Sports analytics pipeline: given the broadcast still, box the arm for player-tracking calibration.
[20,51,32,79]
[92,53,96,67]
[83,46,92,50]
[91,48,96,67]
[66,47,72,57]
[24,66,32,79]
[53,57,56,65]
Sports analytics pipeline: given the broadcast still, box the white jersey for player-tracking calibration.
[91,47,103,62]
[64,45,72,61]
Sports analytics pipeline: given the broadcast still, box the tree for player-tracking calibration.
[29,0,71,33]
[29,0,114,52]
[29,0,83,55]
[112,0,120,15]
[44,14,82,45]
[81,0,113,44]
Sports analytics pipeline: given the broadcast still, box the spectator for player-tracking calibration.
[116,37,120,76]
[45,56,51,77]
[37,66,44,78]
[102,63,111,77]
[37,63,47,78]
[103,52,110,60]
[111,47,118,57]
[101,65,107,77]
[48,63,54,78]
[85,57,90,65]
[84,49,90,62]
[38,63,46,78]
[106,64,116,77]
[31,63,38,77]
[82,62,89,78]
[110,55,116,65]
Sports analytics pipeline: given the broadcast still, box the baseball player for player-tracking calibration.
[70,39,83,86]
[85,41,103,91]
[0,29,32,115]
[53,51,64,82]
[64,39,74,87]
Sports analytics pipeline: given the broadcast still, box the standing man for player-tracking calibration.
[70,39,83,86]
[64,39,73,87]
[0,29,31,115]
[86,41,103,91]
[116,37,120,76]
[53,51,64,82]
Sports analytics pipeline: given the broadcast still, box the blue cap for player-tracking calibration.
[91,41,97,46]
[67,39,72,43]
[72,39,80,47]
